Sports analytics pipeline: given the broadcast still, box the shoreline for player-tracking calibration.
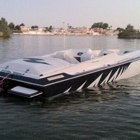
[13,32,116,36]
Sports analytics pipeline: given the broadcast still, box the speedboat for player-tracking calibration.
[0,48,140,98]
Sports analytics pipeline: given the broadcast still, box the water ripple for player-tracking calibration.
[0,36,140,139]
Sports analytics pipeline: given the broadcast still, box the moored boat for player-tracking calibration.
[0,48,140,98]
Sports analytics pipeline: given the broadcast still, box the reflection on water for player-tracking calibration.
[0,35,140,139]
[1,78,140,139]
[2,80,134,108]
[0,35,140,64]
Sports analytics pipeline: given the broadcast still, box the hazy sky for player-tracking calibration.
[0,0,140,29]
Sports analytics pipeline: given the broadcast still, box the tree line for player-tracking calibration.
[118,24,140,39]
[0,17,19,37]
[0,18,11,37]
[0,17,54,37]
[91,22,109,29]
[0,17,139,38]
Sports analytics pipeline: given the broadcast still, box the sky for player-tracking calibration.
[0,0,140,29]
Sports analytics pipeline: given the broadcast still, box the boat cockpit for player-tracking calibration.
[51,49,135,64]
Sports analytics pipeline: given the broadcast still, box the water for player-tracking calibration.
[0,35,140,139]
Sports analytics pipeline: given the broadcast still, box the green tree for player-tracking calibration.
[8,22,15,30]
[45,27,49,31]
[14,25,20,30]
[102,23,109,29]
[31,26,38,30]
[91,22,109,29]
[48,25,52,32]
[20,23,25,26]
[116,27,124,32]
[118,24,139,39]
[91,23,98,28]
[125,24,134,31]
[97,22,103,28]
[0,17,11,37]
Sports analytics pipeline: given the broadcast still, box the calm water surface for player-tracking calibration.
[0,35,140,140]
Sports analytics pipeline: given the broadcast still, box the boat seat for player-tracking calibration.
[55,52,79,64]
[80,53,95,62]
[98,50,113,57]
[55,52,65,59]
[64,54,79,64]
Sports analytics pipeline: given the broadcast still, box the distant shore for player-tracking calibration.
[13,29,119,36]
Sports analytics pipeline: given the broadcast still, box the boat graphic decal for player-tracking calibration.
[124,65,129,71]
[64,87,72,93]
[116,66,124,78]
[109,68,121,82]
[118,67,124,77]
[107,65,128,82]
[101,70,113,85]
[87,63,130,88]
[98,69,113,85]
[107,67,119,82]
[121,66,125,75]
[23,58,50,65]
[88,73,103,88]
[77,81,87,90]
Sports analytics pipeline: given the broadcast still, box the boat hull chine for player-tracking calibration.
[0,49,140,98]
[43,62,131,97]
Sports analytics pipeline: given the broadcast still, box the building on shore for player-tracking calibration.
[14,25,120,36]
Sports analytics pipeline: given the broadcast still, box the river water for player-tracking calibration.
[0,35,140,140]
